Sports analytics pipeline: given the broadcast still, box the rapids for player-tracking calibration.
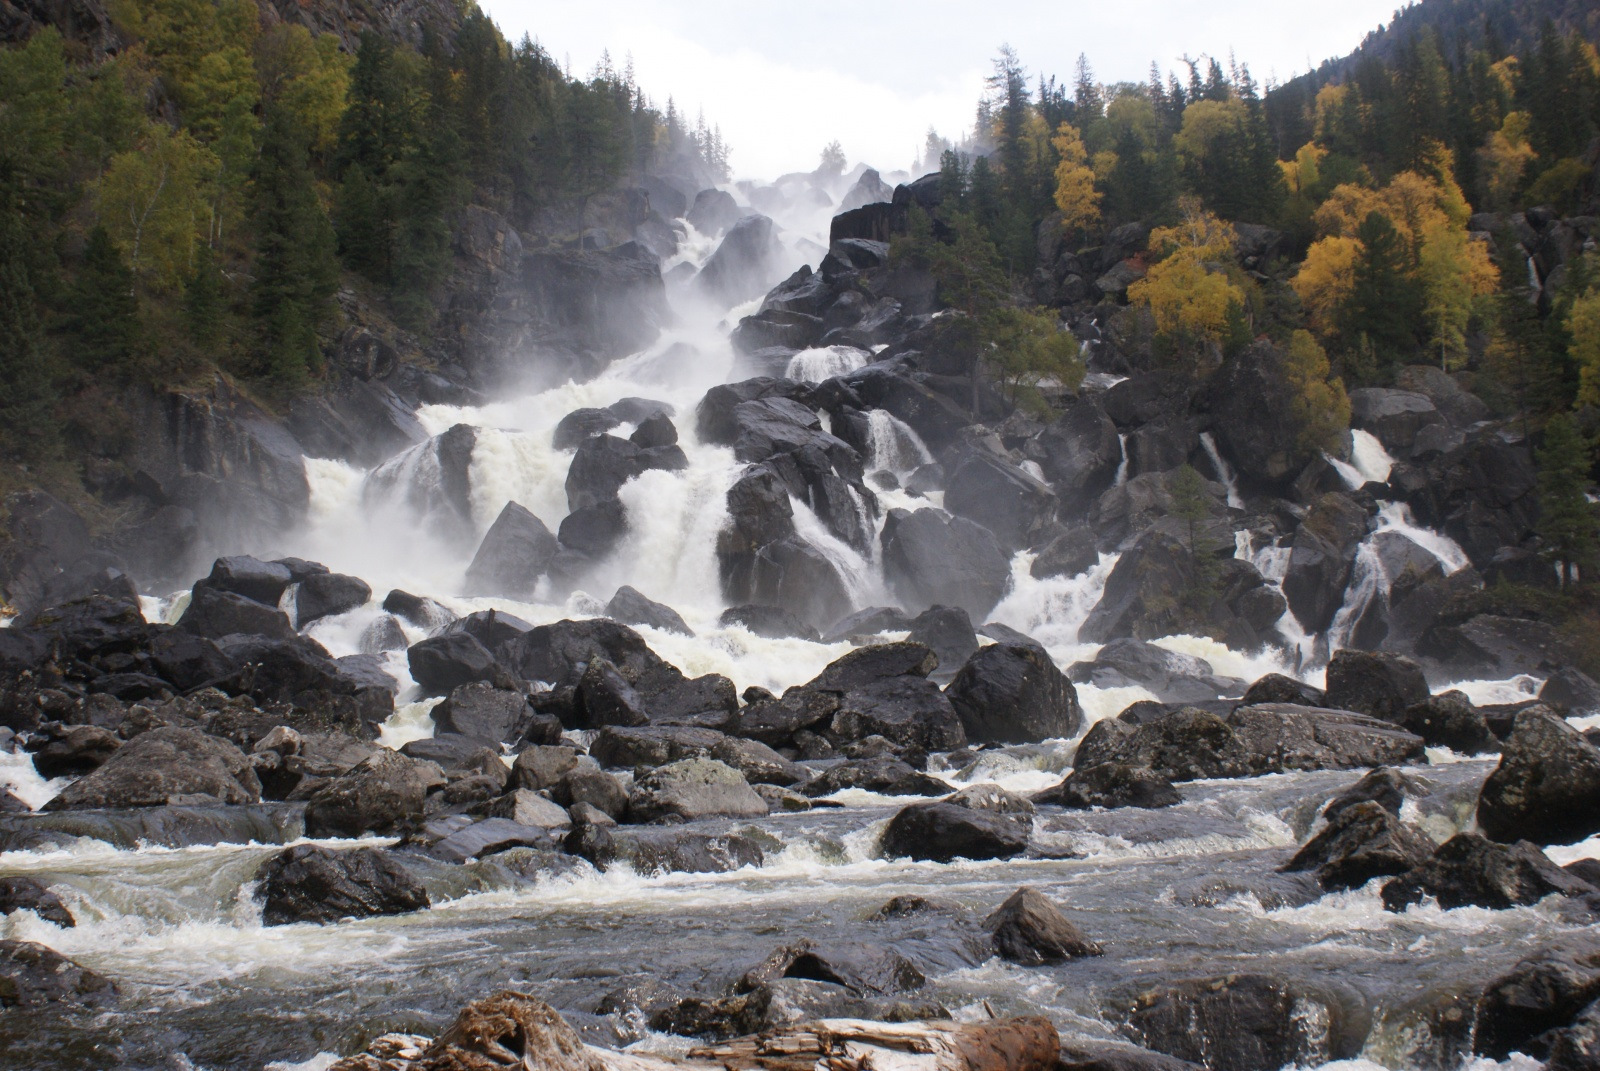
[0,179,1574,1071]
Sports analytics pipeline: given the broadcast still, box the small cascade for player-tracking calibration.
[1325,540,1387,653]
[1113,435,1130,486]
[865,409,934,478]
[789,496,882,608]
[1375,500,1471,574]
[785,345,870,383]
[1199,432,1245,510]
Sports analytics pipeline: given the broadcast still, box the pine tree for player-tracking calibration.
[1340,211,1422,380]
[250,105,337,389]
[185,241,224,351]
[68,225,142,375]
[1536,413,1596,588]
[0,165,59,463]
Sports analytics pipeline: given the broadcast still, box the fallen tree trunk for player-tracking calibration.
[330,992,1060,1071]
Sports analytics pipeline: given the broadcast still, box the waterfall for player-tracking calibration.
[789,495,882,608]
[1328,429,1395,490]
[1199,432,1244,510]
[1113,434,1130,486]
[866,409,934,477]
[785,345,869,383]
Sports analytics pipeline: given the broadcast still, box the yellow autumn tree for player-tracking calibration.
[1283,330,1351,456]
[97,122,220,291]
[256,24,352,159]
[1478,112,1537,210]
[1294,235,1361,337]
[1128,198,1246,368]
[1051,121,1100,233]
[1571,288,1600,407]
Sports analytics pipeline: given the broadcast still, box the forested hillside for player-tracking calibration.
[0,0,726,478]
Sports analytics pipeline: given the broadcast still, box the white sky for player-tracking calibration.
[478,1,1403,180]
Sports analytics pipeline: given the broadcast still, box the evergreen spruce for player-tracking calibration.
[1536,413,1597,588]
[68,225,142,374]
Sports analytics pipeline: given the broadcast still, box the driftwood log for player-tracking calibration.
[329,991,1061,1071]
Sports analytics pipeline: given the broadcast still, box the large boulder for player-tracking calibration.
[605,586,693,636]
[1474,944,1600,1061]
[881,508,1011,620]
[1380,833,1594,911]
[463,502,559,599]
[584,827,765,875]
[0,940,116,1008]
[1079,530,1194,644]
[687,188,741,234]
[1322,650,1429,723]
[984,887,1103,964]
[799,757,950,798]
[293,572,371,627]
[1026,398,1122,512]
[501,246,669,384]
[42,727,261,810]
[431,682,531,745]
[0,876,75,927]
[590,726,721,769]
[1074,704,1425,783]
[201,556,294,605]
[905,605,979,673]
[303,749,445,838]
[1280,800,1436,891]
[1071,639,1223,705]
[943,452,1055,552]
[879,799,1031,862]
[407,632,506,697]
[827,676,967,753]
[362,424,479,541]
[1476,708,1600,846]
[1282,493,1370,634]
[178,584,294,641]
[1118,974,1365,1071]
[1206,341,1321,489]
[736,938,927,997]
[1348,388,1443,454]
[695,214,787,306]
[946,644,1081,744]
[626,758,769,822]
[1399,692,1497,754]
[253,844,429,926]
[214,634,394,734]
[498,618,668,688]
[1033,764,1182,810]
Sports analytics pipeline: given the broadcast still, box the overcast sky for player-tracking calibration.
[478,1,1404,180]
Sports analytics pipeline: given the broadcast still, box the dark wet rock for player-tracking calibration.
[827,676,967,753]
[904,605,978,676]
[1474,943,1600,1060]
[463,502,560,599]
[216,635,395,735]
[254,844,429,926]
[497,618,667,690]
[1030,527,1101,581]
[485,790,571,832]
[606,586,692,636]
[565,435,646,511]
[696,214,788,306]
[293,573,371,628]
[737,938,927,996]
[984,886,1103,964]
[1323,650,1430,722]
[382,590,455,631]
[432,682,531,745]
[0,940,116,1008]
[821,606,913,643]
[1548,1002,1600,1071]
[400,733,501,774]
[627,757,768,822]
[808,642,940,691]
[1071,639,1223,705]
[1057,1040,1205,1071]
[799,758,950,798]
[652,979,948,1043]
[687,188,741,234]
[1540,666,1600,714]
[586,827,765,875]
[1205,341,1319,489]
[557,499,628,558]
[1282,801,1437,891]
[553,766,629,819]
[303,749,445,838]
[881,508,1011,621]
[1118,974,1366,1071]
[0,803,304,852]
[510,745,578,792]
[1282,493,1369,635]
[443,609,534,652]
[552,408,622,450]
[590,725,722,768]
[1075,704,1425,783]
[1477,708,1600,846]
[28,724,120,778]
[359,615,409,654]
[1079,530,1194,644]
[710,736,806,786]
[413,816,558,863]
[1349,388,1444,453]
[1381,833,1594,911]
[719,604,819,642]
[178,584,294,641]
[1240,674,1326,708]
[880,800,1030,862]
[1400,692,1496,754]
[573,658,650,729]
[947,643,1081,745]
[202,556,294,605]
[944,452,1056,552]
[1034,764,1182,810]
[407,632,508,697]
[43,727,261,810]
[1323,767,1421,821]
[735,689,839,748]
[0,876,74,927]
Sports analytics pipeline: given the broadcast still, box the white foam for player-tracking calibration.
[0,747,68,810]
